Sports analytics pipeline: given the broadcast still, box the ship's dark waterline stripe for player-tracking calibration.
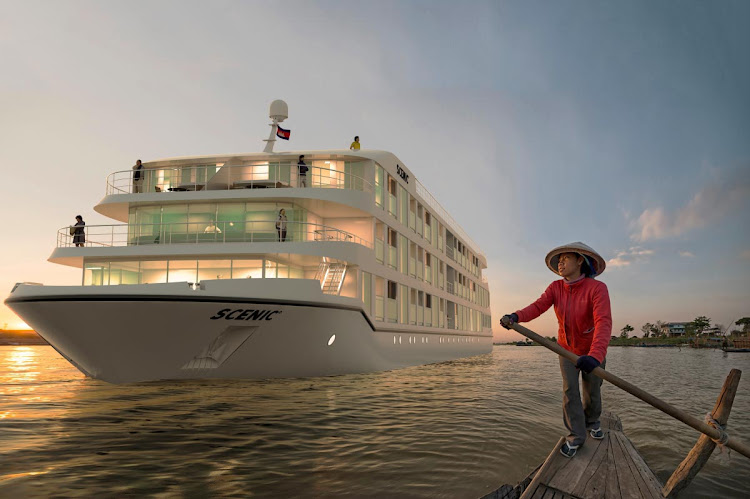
[6,295,376,331]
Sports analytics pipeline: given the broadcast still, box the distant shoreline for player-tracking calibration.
[0,329,47,345]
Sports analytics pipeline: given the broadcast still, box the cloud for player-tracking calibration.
[679,251,694,258]
[630,169,750,242]
[608,247,654,268]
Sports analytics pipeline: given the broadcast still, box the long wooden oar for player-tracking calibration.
[508,322,750,459]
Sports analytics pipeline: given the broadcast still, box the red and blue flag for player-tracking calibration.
[276,125,291,140]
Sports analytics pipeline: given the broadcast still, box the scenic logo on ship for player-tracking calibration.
[210,309,283,321]
[396,164,409,183]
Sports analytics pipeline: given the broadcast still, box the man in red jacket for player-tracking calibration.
[501,242,612,458]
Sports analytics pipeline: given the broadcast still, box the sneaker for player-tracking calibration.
[590,427,604,440]
[560,441,579,458]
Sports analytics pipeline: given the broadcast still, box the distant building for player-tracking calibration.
[661,322,688,337]
[702,326,723,337]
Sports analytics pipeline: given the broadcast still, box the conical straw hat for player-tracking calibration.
[545,242,606,278]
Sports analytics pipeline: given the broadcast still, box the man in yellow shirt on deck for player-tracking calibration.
[350,136,360,150]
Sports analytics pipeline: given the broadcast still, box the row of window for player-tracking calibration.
[391,335,483,345]
[374,222,490,308]
[82,258,304,286]
[80,256,490,333]
[361,271,489,333]
[374,165,482,279]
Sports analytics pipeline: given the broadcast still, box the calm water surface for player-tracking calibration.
[1,346,749,498]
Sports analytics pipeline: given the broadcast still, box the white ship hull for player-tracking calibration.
[6,280,492,384]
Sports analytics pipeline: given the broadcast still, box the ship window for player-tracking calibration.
[388,228,397,247]
[375,166,385,208]
[399,284,408,324]
[232,259,263,279]
[162,205,189,232]
[109,261,140,285]
[387,280,397,299]
[361,271,372,315]
[375,277,385,321]
[167,260,198,283]
[398,185,408,225]
[141,260,168,284]
[198,260,232,282]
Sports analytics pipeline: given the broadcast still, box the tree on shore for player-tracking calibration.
[687,316,711,336]
[654,320,666,338]
[620,324,634,339]
[736,317,750,335]
[641,322,654,338]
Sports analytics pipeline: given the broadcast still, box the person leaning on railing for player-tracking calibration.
[501,242,611,459]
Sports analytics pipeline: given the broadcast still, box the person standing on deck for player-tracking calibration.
[132,159,144,193]
[501,242,611,458]
[275,208,288,242]
[72,215,86,247]
[350,136,360,150]
[297,155,308,187]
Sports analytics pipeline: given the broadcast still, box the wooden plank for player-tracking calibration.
[547,436,605,491]
[609,429,644,499]
[613,432,663,499]
[614,433,663,499]
[531,483,548,499]
[571,433,612,498]
[603,435,622,499]
[600,411,623,432]
[521,437,567,499]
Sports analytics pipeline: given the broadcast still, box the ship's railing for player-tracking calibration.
[415,178,485,260]
[106,163,372,195]
[59,221,372,249]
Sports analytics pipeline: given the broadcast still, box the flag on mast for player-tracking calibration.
[276,125,291,140]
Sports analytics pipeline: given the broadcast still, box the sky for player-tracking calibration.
[0,0,748,340]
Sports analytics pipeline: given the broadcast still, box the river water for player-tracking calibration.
[1,345,748,498]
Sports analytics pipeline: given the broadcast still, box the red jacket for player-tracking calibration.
[515,277,612,362]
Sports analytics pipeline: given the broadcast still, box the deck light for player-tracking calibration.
[327,334,336,346]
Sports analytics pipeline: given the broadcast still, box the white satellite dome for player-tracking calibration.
[269,100,288,122]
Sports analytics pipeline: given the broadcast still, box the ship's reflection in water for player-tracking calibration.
[0,346,749,498]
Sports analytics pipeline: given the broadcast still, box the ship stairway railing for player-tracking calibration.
[315,258,347,296]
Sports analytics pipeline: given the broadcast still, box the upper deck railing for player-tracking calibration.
[59,221,372,249]
[415,179,485,260]
[106,163,372,195]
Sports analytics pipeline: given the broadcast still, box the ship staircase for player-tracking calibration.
[315,258,347,295]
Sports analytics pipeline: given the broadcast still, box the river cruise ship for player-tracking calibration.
[6,101,492,383]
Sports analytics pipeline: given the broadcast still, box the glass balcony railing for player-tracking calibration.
[58,220,372,249]
[387,298,397,323]
[107,163,372,195]
[375,239,384,263]
[375,296,385,321]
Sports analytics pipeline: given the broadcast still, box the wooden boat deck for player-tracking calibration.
[518,412,662,499]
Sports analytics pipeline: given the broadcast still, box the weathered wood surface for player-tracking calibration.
[662,369,741,498]
[513,412,663,499]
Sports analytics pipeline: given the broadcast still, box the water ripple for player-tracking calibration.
[1,346,749,498]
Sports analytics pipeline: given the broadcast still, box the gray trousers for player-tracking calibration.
[559,356,606,446]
